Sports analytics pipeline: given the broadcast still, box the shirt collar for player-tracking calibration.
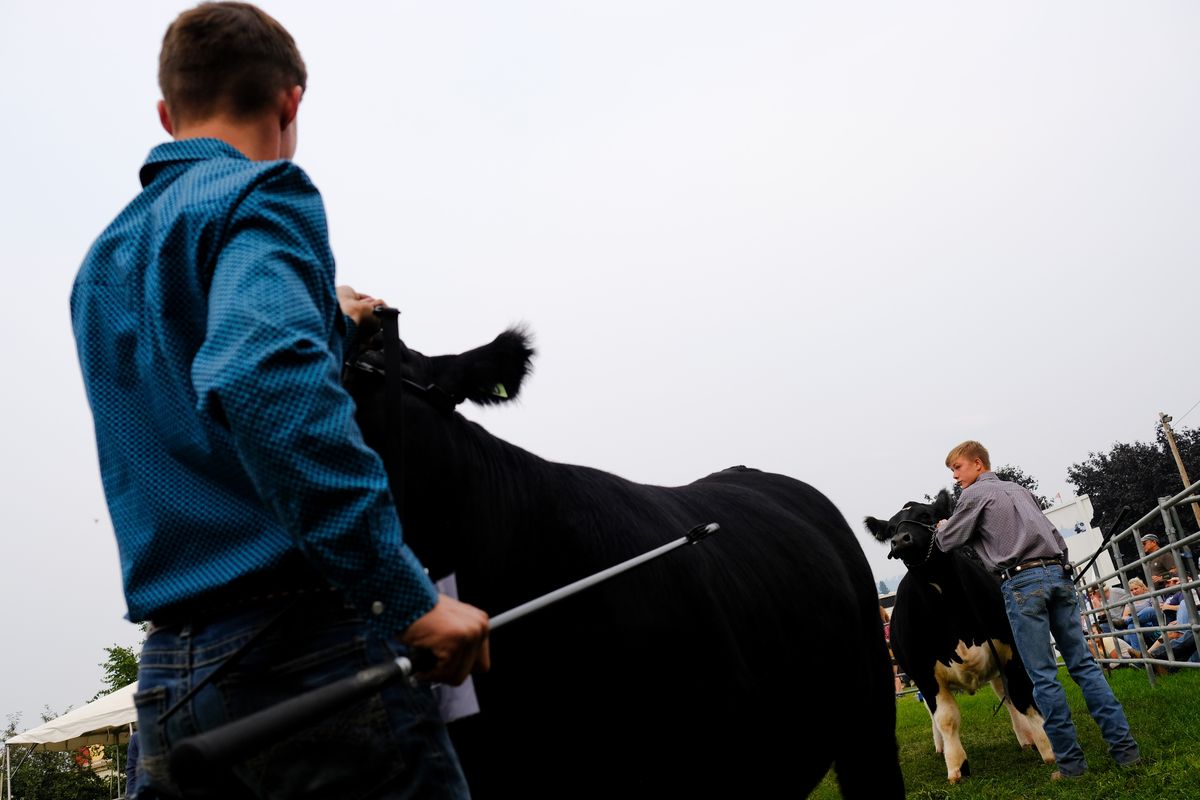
[139,138,249,187]
[974,471,998,484]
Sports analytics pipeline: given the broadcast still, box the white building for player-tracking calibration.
[1044,494,1116,583]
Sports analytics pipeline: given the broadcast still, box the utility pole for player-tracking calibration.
[1159,411,1200,529]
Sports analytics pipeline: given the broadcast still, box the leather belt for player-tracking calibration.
[996,556,1066,583]
[147,582,340,633]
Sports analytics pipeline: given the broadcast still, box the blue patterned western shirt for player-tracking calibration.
[71,138,437,637]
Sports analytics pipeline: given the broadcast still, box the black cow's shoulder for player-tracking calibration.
[890,550,1012,684]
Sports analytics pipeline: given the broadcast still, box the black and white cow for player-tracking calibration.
[865,490,1054,783]
[344,327,903,799]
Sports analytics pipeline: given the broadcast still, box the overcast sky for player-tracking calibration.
[2,1,1197,730]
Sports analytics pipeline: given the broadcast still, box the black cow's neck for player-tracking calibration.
[904,547,959,584]
[393,395,554,605]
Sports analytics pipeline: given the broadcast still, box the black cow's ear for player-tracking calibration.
[864,516,890,542]
[461,328,535,406]
[933,488,956,518]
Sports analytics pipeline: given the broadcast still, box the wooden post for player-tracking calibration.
[1159,411,1200,530]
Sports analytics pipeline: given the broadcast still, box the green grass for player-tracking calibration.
[810,666,1200,799]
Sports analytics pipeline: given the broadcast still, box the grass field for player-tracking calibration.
[809,666,1200,799]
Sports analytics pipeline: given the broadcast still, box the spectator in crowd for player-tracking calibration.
[1161,576,1185,624]
[1120,578,1160,653]
[1085,583,1129,634]
[1084,624,1140,663]
[1145,588,1200,672]
[1120,579,1154,625]
[1083,585,1102,623]
[880,605,905,693]
[1140,534,1178,588]
[1081,592,1139,663]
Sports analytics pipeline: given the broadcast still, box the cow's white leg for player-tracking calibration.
[1024,707,1056,764]
[931,689,968,783]
[989,675,1055,764]
[924,702,944,754]
[921,695,940,753]
[991,675,1035,748]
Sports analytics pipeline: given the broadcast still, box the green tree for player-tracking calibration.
[994,465,1050,510]
[94,639,140,700]
[877,580,889,594]
[1067,424,1200,536]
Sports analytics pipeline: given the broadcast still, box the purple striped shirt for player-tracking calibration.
[936,472,1067,573]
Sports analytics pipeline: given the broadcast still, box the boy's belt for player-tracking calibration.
[147,572,339,632]
[996,556,1067,583]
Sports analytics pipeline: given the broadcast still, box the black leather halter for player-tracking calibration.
[344,343,459,415]
[895,519,939,564]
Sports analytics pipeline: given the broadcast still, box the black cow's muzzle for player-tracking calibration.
[888,532,914,559]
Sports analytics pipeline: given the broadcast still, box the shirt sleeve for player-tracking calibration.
[936,490,989,552]
[190,164,437,637]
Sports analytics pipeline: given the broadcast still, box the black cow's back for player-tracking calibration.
[450,466,900,798]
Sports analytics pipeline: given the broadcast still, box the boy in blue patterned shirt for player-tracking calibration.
[71,3,487,797]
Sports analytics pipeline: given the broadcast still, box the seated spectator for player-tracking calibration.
[1161,576,1184,624]
[1085,583,1128,633]
[1120,578,1159,652]
[1083,615,1127,663]
[1097,631,1139,662]
[1145,589,1200,672]
[1140,533,1178,589]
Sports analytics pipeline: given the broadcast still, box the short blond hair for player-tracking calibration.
[945,440,991,470]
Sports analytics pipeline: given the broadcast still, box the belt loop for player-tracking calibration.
[157,598,300,729]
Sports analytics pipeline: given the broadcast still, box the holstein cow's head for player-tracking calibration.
[864,488,956,569]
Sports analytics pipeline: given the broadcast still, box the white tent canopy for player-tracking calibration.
[5,682,136,752]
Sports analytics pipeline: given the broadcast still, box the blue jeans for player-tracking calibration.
[133,593,470,799]
[1001,566,1141,777]
[1148,629,1199,664]
[1123,606,1160,653]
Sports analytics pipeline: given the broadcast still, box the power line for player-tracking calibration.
[1176,397,1200,425]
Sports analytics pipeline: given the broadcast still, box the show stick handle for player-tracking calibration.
[169,654,424,788]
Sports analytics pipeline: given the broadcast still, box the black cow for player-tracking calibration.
[344,327,903,799]
[864,491,1054,783]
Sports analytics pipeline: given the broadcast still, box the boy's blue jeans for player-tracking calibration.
[132,593,470,799]
[1001,566,1141,777]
